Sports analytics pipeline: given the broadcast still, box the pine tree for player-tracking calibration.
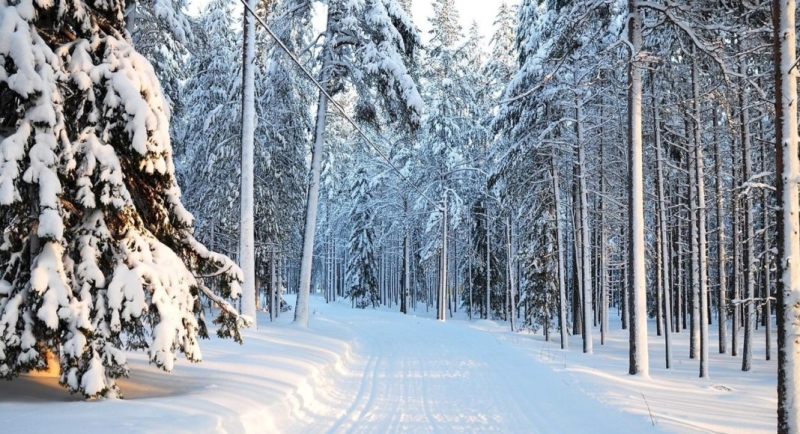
[0,0,245,398]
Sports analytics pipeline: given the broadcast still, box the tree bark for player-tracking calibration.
[627,0,649,376]
[239,0,258,327]
[552,154,569,350]
[577,98,593,354]
[773,0,799,429]
[740,55,756,372]
[654,79,672,368]
[295,18,333,327]
[713,105,728,354]
[692,53,709,378]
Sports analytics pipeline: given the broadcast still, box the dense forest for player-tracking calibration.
[2,0,800,431]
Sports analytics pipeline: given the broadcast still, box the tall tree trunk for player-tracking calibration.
[762,138,772,361]
[740,56,756,371]
[713,105,728,354]
[627,0,648,376]
[654,80,672,368]
[552,154,569,350]
[486,204,491,319]
[295,19,333,327]
[439,195,448,322]
[507,216,515,331]
[577,98,593,354]
[239,0,258,326]
[270,250,276,322]
[402,201,410,315]
[600,119,609,346]
[732,152,741,357]
[689,113,700,361]
[773,0,800,429]
[692,53,709,378]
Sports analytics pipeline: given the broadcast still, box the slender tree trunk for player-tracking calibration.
[295,21,333,327]
[577,98,593,354]
[468,241,473,319]
[732,153,741,356]
[762,139,772,361]
[270,250,276,322]
[740,56,756,372]
[486,204,491,320]
[692,53,709,378]
[599,121,609,346]
[507,216,515,331]
[654,81,672,368]
[773,0,800,429]
[713,105,728,354]
[439,195,448,321]
[552,154,569,350]
[239,0,258,326]
[627,0,648,376]
[689,114,700,361]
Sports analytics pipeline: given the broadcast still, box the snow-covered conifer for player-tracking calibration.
[345,167,379,308]
[0,0,245,398]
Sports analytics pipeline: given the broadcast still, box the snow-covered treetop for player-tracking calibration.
[322,0,424,128]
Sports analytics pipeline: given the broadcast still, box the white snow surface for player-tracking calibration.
[0,295,777,433]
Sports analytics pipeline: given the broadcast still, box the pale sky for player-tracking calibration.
[409,0,519,42]
[189,0,520,42]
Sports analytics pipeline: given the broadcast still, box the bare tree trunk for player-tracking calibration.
[599,120,609,346]
[773,0,800,429]
[692,53,709,378]
[577,98,593,354]
[732,153,741,357]
[654,79,672,368]
[239,0,258,327]
[507,216,515,331]
[762,139,772,361]
[627,0,648,376]
[295,16,334,327]
[486,204,491,320]
[713,105,728,354]
[438,195,447,321]
[689,113,700,361]
[552,154,569,350]
[740,55,756,372]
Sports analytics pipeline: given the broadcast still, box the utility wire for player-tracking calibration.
[237,0,442,210]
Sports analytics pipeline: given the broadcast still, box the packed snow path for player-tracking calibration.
[3,295,777,432]
[293,305,650,433]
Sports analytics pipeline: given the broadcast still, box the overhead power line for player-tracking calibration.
[237,0,442,210]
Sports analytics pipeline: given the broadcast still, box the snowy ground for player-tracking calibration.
[0,294,776,433]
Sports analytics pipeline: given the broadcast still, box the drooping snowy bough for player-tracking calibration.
[0,0,247,398]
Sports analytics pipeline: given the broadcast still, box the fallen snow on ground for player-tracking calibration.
[0,294,776,433]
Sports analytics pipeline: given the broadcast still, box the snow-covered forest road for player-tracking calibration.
[292,306,642,433]
[2,294,775,433]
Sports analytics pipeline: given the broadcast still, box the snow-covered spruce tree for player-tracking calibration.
[345,166,379,308]
[0,0,245,398]
[295,0,423,326]
[178,0,241,255]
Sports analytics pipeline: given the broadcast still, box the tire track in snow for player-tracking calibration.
[289,304,656,433]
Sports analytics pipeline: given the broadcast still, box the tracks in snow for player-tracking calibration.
[286,307,655,434]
